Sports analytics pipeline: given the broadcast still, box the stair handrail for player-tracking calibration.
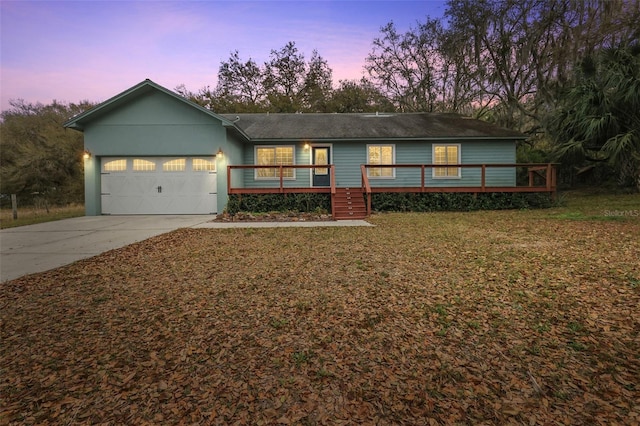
[330,165,336,218]
[360,164,372,217]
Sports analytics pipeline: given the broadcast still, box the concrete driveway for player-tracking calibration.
[0,215,212,282]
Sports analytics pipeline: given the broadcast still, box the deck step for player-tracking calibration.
[332,187,367,220]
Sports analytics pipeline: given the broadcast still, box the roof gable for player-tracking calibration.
[222,113,526,141]
[64,79,234,131]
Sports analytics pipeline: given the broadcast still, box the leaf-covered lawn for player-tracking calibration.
[1,203,639,424]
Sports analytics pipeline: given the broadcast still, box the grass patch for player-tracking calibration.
[0,204,84,229]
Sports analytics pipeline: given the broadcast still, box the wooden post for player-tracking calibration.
[11,194,17,219]
[551,165,557,201]
[279,165,284,193]
[481,165,486,192]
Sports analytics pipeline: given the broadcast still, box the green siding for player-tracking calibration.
[361,140,516,188]
[458,141,516,187]
[238,140,516,189]
[83,157,100,216]
[84,91,226,156]
[332,142,366,187]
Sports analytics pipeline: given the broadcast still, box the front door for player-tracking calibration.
[312,146,331,187]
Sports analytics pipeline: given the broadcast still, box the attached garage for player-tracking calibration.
[100,157,217,214]
[63,80,237,216]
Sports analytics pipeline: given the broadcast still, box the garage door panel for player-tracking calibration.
[188,172,216,193]
[130,176,160,196]
[161,174,187,194]
[101,157,217,214]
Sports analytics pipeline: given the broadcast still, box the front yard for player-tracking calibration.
[1,194,639,424]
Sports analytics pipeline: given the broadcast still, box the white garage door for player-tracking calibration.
[101,157,217,214]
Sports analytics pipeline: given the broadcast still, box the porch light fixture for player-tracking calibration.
[83,150,91,160]
[303,143,310,151]
[216,147,224,158]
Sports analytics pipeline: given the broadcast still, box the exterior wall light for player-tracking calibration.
[216,148,224,158]
[303,143,310,151]
[83,150,91,160]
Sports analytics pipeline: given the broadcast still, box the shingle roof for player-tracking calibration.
[62,78,525,141]
[222,113,526,141]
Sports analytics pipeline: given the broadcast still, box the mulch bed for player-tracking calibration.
[214,211,334,222]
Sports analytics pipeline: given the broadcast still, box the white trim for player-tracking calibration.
[432,143,462,179]
[366,144,396,179]
[309,143,333,187]
[254,145,296,180]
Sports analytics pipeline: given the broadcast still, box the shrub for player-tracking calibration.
[225,193,331,215]
[224,192,554,215]
[371,192,554,212]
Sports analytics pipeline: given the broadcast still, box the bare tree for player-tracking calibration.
[365,20,444,112]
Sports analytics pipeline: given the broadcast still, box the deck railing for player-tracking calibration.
[227,164,337,217]
[360,163,558,216]
[227,163,557,218]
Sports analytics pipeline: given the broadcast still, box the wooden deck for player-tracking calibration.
[227,163,558,219]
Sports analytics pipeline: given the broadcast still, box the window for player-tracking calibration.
[367,145,395,178]
[133,159,156,172]
[255,146,295,179]
[162,158,186,172]
[192,158,216,172]
[433,144,460,178]
[103,159,127,172]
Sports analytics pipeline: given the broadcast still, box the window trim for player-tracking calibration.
[432,144,461,179]
[254,145,296,180]
[366,144,396,179]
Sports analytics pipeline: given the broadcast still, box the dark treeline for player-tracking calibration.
[1,0,639,204]
[0,100,95,206]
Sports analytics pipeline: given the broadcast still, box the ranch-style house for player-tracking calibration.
[64,79,556,219]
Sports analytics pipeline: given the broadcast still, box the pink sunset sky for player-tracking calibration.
[0,0,447,112]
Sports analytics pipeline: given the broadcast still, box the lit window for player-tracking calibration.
[255,146,295,179]
[367,145,395,178]
[103,159,127,172]
[162,158,186,172]
[133,159,156,172]
[192,158,216,171]
[433,145,460,178]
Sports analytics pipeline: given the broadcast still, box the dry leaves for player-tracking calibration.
[1,208,639,425]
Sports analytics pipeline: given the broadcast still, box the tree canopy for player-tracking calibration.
[0,100,94,205]
[3,0,639,203]
[547,44,640,190]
